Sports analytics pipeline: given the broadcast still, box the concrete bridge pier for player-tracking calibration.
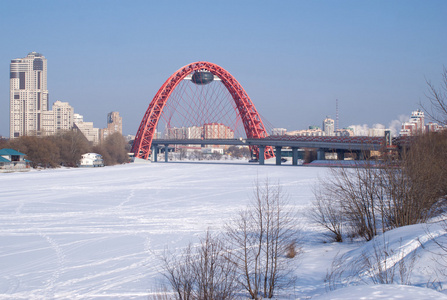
[164,145,169,162]
[152,145,158,162]
[259,145,265,165]
[356,150,370,160]
[292,147,299,165]
[275,146,282,165]
[337,149,345,161]
[317,149,326,160]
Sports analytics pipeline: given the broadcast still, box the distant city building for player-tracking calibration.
[166,127,187,139]
[286,128,324,137]
[125,134,135,142]
[164,124,234,140]
[399,109,425,136]
[73,113,100,145]
[186,126,203,139]
[100,111,123,143]
[153,129,162,140]
[272,128,287,136]
[335,128,354,136]
[323,117,335,136]
[42,101,74,135]
[368,127,387,137]
[410,109,425,133]
[203,123,234,139]
[10,52,49,138]
[425,122,444,133]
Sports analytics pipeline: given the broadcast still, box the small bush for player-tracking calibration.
[286,241,298,258]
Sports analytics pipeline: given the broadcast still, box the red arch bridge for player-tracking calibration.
[132,61,398,165]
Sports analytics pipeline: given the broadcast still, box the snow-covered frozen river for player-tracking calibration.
[1,161,446,299]
[0,162,331,299]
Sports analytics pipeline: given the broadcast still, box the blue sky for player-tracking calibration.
[1,0,446,136]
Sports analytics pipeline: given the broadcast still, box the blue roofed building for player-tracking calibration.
[0,149,31,172]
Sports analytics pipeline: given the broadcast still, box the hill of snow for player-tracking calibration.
[0,162,445,299]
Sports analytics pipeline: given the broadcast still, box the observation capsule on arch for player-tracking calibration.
[191,71,214,85]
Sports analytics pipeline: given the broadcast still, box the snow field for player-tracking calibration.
[0,161,446,299]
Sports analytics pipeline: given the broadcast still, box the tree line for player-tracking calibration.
[311,130,447,242]
[0,131,130,168]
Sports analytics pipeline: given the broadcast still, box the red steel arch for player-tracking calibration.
[132,61,275,160]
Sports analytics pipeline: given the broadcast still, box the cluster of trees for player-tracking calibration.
[311,67,447,242]
[225,146,251,159]
[0,131,130,168]
[158,179,300,299]
[312,130,447,242]
[92,132,131,165]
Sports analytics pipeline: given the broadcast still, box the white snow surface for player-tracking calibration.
[0,161,446,299]
[313,284,447,300]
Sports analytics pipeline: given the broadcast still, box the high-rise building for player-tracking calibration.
[335,128,354,136]
[322,117,335,136]
[42,101,74,135]
[186,126,203,139]
[286,128,324,137]
[100,111,123,143]
[73,113,100,145]
[203,123,234,139]
[272,128,287,136]
[409,109,425,133]
[10,52,49,138]
[399,109,425,136]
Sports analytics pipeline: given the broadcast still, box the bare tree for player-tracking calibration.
[311,186,344,242]
[422,67,447,126]
[93,132,129,165]
[378,138,447,229]
[54,130,90,166]
[313,163,384,241]
[226,178,300,299]
[313,138,447,242]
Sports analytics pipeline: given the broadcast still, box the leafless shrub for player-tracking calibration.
[313,162,384,241]
[286,241,298,259]
[226,178,301,299]
[160,230,237,300]
[313,132,447,242]
[324,252,354,291]
[311,186,344,242]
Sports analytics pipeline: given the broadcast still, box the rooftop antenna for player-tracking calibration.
[336,99,339,130]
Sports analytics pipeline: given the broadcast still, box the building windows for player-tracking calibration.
[19,72,26,89]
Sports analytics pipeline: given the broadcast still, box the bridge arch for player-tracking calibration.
[132,61,275,160]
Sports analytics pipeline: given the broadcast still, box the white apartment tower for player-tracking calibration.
[10,52,49,138]
[100,111,123,143]
[42,101,74,135]
[323,117,335,136]
[73,113,100,145]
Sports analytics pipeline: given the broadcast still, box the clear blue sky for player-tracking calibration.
[1,0,446,136]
